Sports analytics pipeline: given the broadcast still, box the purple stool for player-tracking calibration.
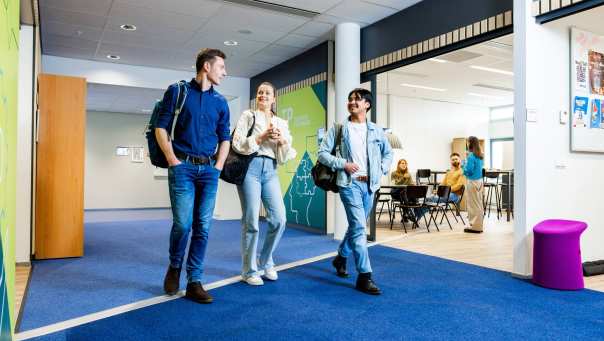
[532,219,587,290]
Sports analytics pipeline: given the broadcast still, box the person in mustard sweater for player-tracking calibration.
[438,153,466,203]
[415,153,466,219]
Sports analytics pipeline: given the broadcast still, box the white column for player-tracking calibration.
[512,0,532,278]
[333,23,360,240]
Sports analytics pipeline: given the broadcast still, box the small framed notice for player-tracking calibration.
[131,147,144,163]
[115,147,129,156]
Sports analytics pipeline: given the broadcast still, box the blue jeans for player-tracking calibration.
[168,160,220,283]
[237,157,287,279]
[416,192,460,219]
[338,179,374,274]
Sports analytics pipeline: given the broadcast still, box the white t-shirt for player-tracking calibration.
[348,122,368,177]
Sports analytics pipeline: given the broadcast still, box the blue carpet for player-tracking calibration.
[19,219,338,331]
[29,246,604,341]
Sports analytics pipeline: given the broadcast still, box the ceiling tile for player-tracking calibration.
[45,34,99,50]
[101,28,192,50]
[291,20,333,37]
[43,0,113,15]
[108,3,208,33]
[361,0,423,11]
[324,1,398,25]
[261,0,344,13]
[40,6,108,29]
[276,34,318,48]
[113,0,223,18]
[44,44,98,60]
[42,21,104,42]
[202,5,308,34]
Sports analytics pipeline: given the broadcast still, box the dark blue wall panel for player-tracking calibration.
[250,42,329,98]
[361,0,513,62]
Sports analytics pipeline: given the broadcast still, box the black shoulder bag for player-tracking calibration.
[312,124,342,193]
[220,114,257,185]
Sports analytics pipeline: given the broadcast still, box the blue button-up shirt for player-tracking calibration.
[156,79,231,158]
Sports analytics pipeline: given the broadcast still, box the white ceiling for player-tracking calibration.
[41,0,423,78]
[380,34,514,108]
[87,83,235,114]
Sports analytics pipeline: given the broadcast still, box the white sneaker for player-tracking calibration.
[263,268,278,281]
[243,276,264,286]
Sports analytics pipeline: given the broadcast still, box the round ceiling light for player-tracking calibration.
[120,24,137,31]
[107,54,120,60]
[224,40,238,46]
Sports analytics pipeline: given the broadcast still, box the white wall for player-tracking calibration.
[16,25,34,263]
[85,112,170,209]
[517,3,604,264]
[387,96,490,177]
[490,119,514,139]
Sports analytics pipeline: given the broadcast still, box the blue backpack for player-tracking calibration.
[145,80,188,168]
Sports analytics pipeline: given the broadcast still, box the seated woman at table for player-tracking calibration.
[390,159,413,222]
[391,159,413,185]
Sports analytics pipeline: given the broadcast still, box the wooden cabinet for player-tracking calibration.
[451,137,485,161]
[35,74,86,259]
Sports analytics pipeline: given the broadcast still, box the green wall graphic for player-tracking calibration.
[277,82,327,231]
[0,0,18,337]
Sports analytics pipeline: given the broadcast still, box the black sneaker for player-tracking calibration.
[163,266,181,295]
[355,273,381,295]
[185,282,213,304]
[332,255,349,278]
[464,228,483,234]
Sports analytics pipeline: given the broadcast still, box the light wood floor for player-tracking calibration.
[376,209,604,292]
[13,210,604,326]
[16,265,31,318]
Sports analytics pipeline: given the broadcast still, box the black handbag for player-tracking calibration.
[312,124,342,193]
[220,114,257,185]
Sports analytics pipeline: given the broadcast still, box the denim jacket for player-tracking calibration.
[318,119,393,193]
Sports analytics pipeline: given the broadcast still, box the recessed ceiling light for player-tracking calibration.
[120,24,137,31]
[470,65,513,76]
[107,54,120,60]
[238,29,252,34]
[400,83,447,92]
[224,40,238,46]
[428,58,447,63]
[468,92,504,100]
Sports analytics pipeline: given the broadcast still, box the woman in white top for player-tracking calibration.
[232,82,296,285]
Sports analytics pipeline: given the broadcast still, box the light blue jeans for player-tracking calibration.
[338,179,374,274]
[237,156,287,279]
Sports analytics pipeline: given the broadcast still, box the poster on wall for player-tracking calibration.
[571,27,604,152]
[0,0,18,334]
[277,81,327,232]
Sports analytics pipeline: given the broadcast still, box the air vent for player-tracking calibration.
[222,0,319,18]
[390,71,429,79]
[472,83,514,92]
[438,50,482,63]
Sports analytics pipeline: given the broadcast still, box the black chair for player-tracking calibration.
[391,185,429,233]
[376,188,392,222]
[416,169,431,185]
[425,185,452,231]
[442,185,466,226]
[483,170,502,219]
[387,188,403,228]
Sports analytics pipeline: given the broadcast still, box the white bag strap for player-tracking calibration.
[169,80,188,139]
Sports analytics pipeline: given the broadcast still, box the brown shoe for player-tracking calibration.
[163,266,181,295]
[185,282,213,304]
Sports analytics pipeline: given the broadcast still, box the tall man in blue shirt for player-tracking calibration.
[156,48,231,304]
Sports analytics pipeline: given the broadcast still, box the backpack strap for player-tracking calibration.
[169,80,188,139]
[331,123,343,156]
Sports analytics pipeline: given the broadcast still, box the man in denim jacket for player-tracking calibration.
[318,88,393,295]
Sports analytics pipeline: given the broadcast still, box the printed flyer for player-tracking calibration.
[572,96,588,128]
